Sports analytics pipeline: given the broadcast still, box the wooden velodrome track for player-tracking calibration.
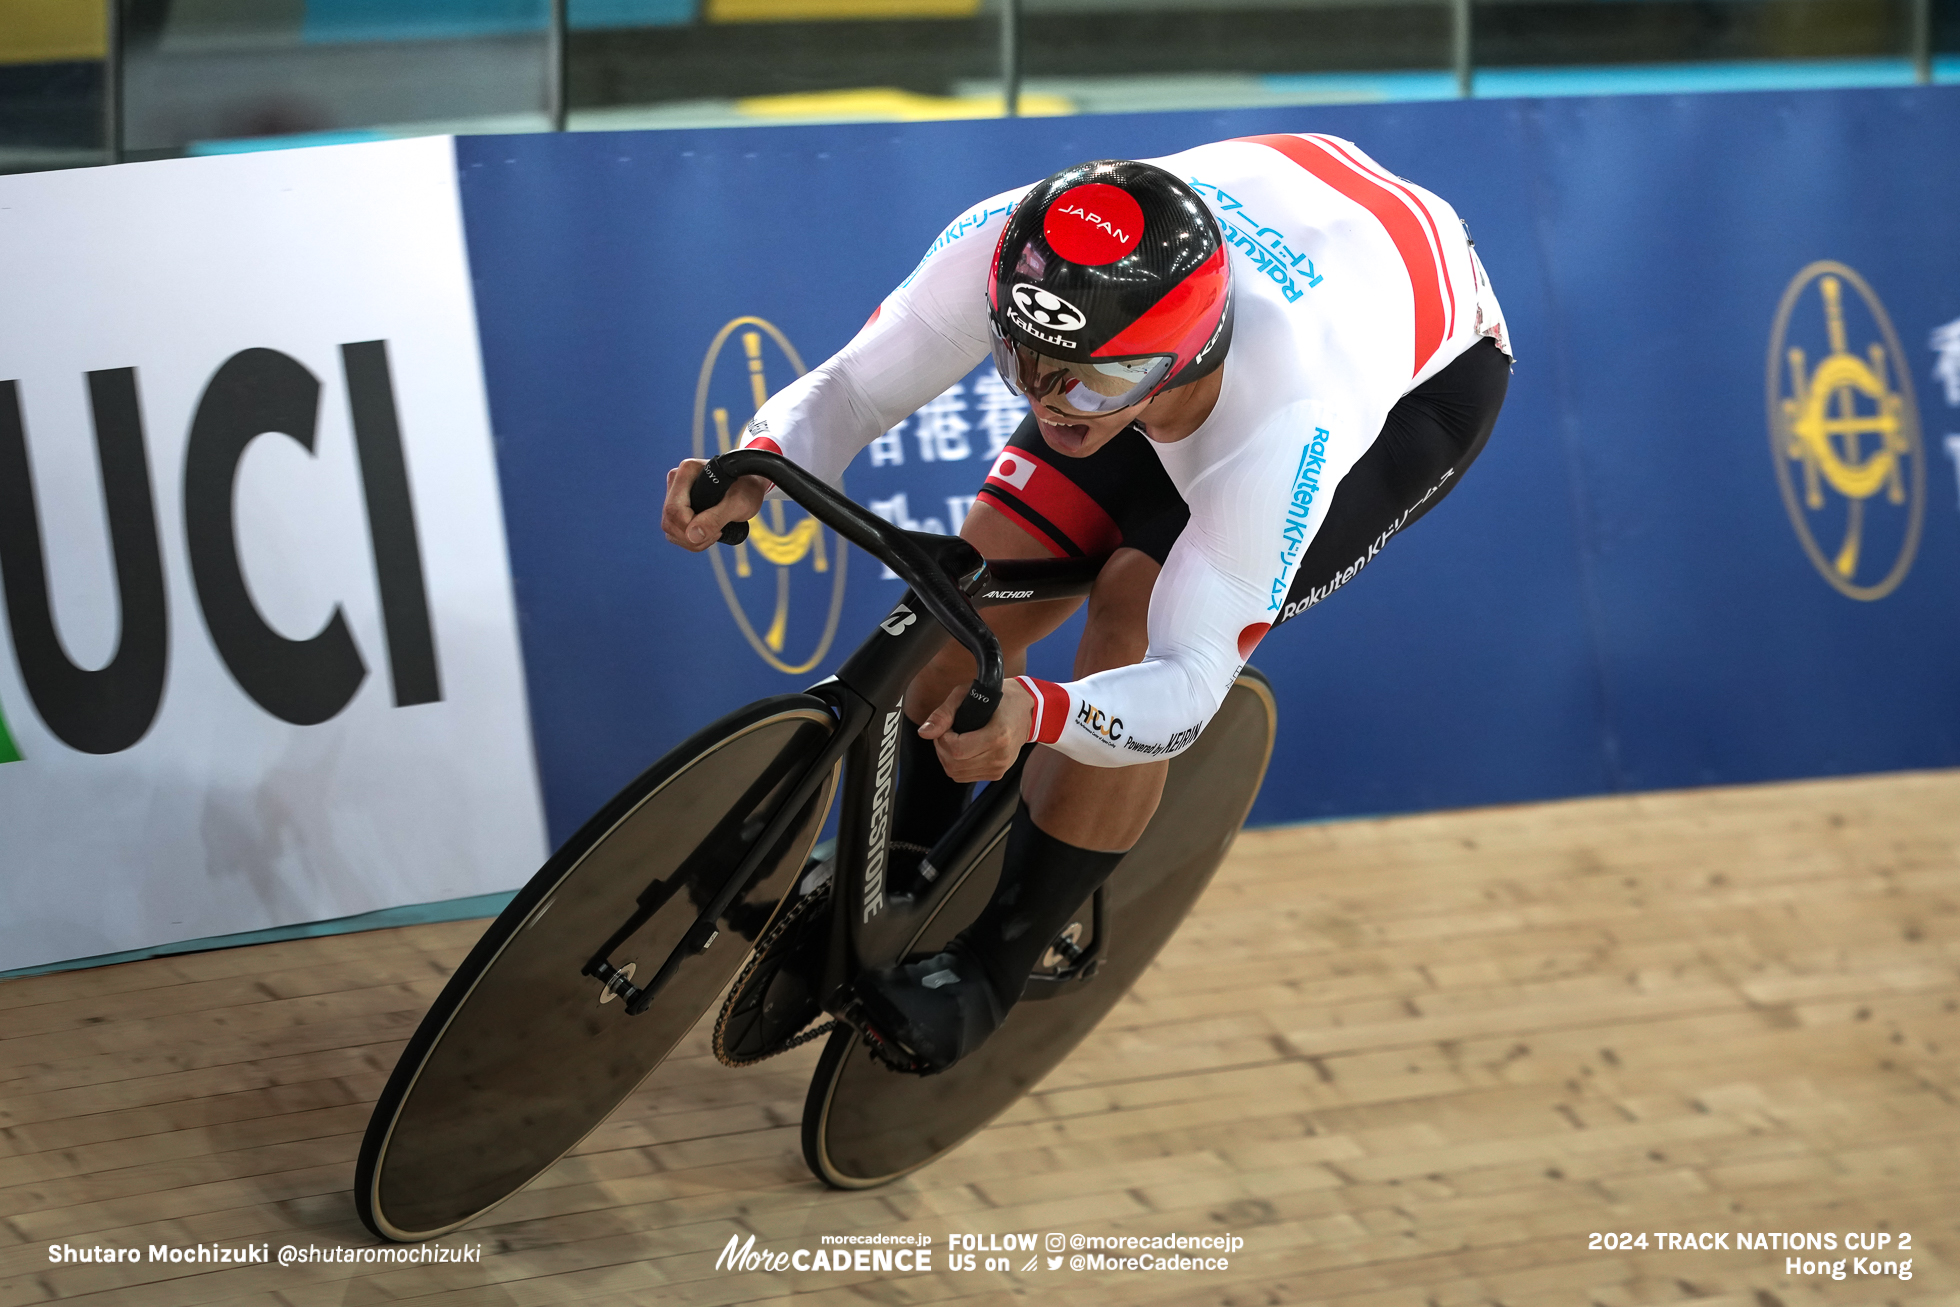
[3,768,1956,1306]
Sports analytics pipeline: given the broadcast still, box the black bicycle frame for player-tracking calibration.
[585,452,1100,1016]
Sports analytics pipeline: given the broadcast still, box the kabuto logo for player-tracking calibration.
[694,316,848,674]
[0,343,438,759]
[1009,284,1087,335]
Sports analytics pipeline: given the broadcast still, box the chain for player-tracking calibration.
[712,878,838,1068]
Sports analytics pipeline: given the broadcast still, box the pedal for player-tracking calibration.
[842,999,935,1077]
[1024,899,1104,1001]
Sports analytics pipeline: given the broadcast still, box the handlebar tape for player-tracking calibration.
[687,460,750,546]
[950,681,1000,736]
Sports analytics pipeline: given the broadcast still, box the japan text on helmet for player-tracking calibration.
[987,159,1233,414]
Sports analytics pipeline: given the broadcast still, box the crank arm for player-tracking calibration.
[1022,884,1107,1000]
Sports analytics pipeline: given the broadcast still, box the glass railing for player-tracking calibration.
[565,0,1012,131]
[126,0,553,160]
[1,0,1954,171]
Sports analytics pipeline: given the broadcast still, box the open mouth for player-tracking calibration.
[1035,416,1092,454]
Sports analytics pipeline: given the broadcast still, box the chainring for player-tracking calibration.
[713,876,837,1067]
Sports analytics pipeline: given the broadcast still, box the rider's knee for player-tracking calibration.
[1073,548,1158,677]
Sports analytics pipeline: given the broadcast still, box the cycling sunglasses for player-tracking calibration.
[989,322,1174,416]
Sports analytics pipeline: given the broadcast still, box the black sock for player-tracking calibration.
[891,720,971,859]
[956,803,1125,1010]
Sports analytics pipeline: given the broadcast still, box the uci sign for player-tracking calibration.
[0,342,439,761]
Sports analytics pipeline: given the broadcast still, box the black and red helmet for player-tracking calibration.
[988,159,1233,414]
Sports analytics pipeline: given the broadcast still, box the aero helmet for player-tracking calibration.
[988,159,1233,415]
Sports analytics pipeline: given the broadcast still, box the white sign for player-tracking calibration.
[0,138,548,971]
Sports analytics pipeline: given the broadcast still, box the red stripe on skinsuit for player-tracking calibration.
[1020,677,1069,743]
[983,447,1122,556]
[1308,134,1456,339]
[1238,133,1447,377]
[975,488,1070,559]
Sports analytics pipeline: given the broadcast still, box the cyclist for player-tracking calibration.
[664,134,1511,1073]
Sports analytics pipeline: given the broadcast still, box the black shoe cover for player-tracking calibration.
[852,943,1006,1074]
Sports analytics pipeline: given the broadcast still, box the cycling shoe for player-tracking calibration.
[851,944,1005,1075]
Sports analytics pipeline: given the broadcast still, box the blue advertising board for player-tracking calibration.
[455,87,1960,845]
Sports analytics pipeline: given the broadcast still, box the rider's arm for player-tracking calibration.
[737,188,1027,485]
[1015,404,1363,767]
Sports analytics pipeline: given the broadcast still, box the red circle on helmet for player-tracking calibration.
[1042,184,1145,266]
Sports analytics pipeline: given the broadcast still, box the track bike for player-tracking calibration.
[354,449,1277,1242]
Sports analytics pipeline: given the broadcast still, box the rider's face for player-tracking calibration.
[1029,392,1149,458]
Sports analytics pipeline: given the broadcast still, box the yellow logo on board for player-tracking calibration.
[691,317,848,673]
[1766,261,1925,601]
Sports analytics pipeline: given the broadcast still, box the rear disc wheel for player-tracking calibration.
[801,669,1277,1189]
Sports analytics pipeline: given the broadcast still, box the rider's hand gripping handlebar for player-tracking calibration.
[688,451,1004,734]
